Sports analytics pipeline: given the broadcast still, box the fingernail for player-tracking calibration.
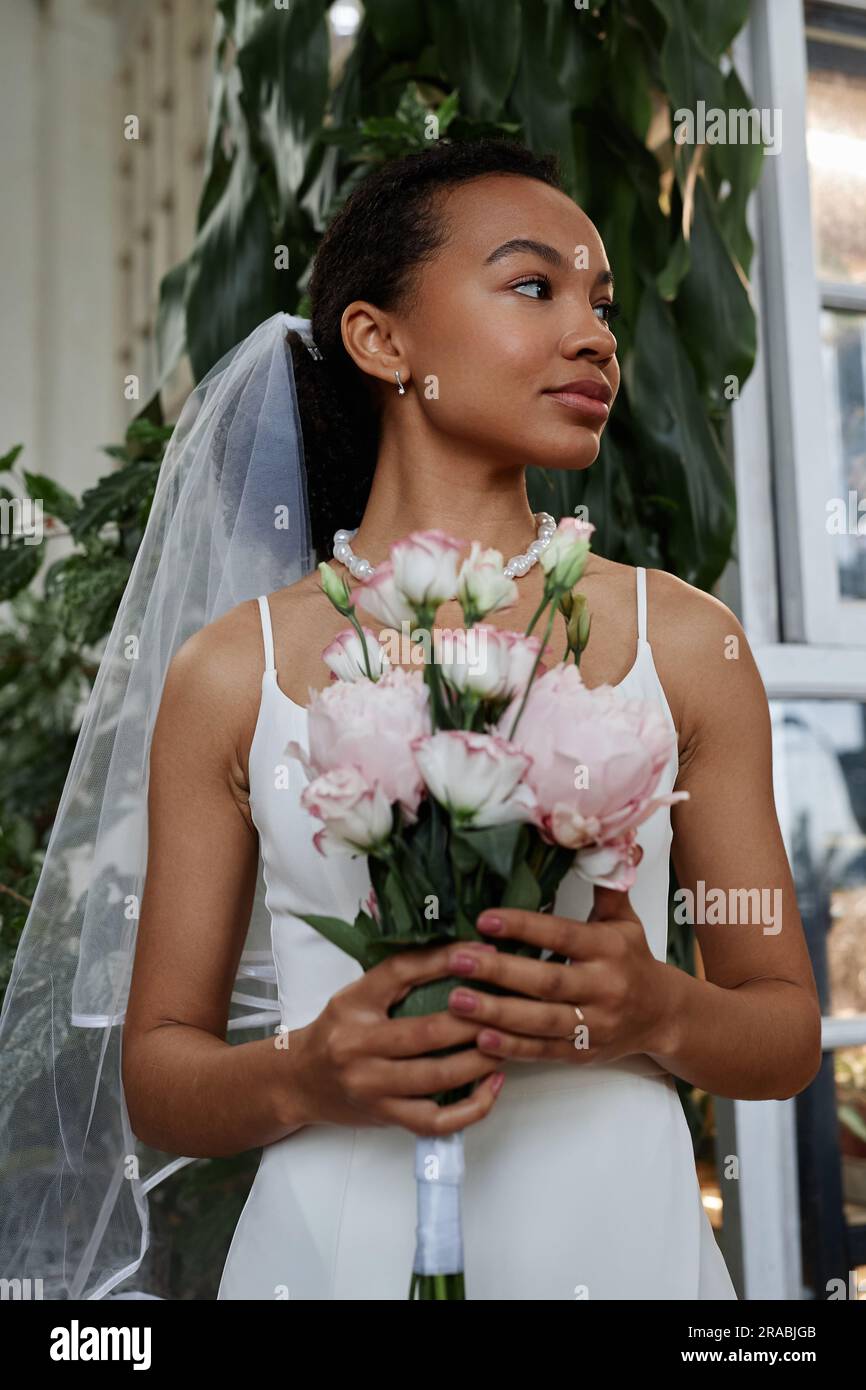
[450,989,476,1011]
[480,1030,502,1049]
[491,1072,506,1096]
[477,914,503,932]
[452,951,478,972]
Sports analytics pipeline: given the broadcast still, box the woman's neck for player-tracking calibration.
[347,424,542,567]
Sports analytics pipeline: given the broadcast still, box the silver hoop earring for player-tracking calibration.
[395,369,406,396]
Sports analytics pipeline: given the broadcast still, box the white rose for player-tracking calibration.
[457,542,518,619]
[411,729,539,828]
[322,626,390,682]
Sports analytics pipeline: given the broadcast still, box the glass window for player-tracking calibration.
[772,696,866,1294]
[806,3,866,603]
[821,309,866,601]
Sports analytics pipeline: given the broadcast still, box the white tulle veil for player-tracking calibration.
[0,312,319,1299]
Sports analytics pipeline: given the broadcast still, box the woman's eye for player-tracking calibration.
[512,275,552,300]
[594,300,622,326]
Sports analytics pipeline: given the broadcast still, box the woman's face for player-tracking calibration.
[399,173,620,473]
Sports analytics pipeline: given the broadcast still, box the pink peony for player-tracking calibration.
[301,766,393,856]
[500,662,688,887]
[286,666,431,820]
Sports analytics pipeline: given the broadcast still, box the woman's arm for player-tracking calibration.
[647,578,823,1100]
[446,574,824,1102]
[122,619,311,1157]
[122,606,505,1155]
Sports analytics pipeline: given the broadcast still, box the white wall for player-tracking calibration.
[0,0,125,497]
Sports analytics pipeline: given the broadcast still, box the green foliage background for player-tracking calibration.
[0,0,759,1295]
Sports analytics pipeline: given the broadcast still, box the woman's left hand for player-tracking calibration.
[447,869,673,1066]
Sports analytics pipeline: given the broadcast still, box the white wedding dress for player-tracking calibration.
[217,567,738,1300]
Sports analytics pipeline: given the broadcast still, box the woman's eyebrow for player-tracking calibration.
[484,240,615,291]
[484,238,564,268]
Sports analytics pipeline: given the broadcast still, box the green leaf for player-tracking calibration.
[0,444,24,473]
[628,285,736,588]
[656,233,691,301]
[501,860,542,911]
[72,460,161,541]
[184,148,280,381]
[686,0,750,61]
[428,0,522,122]
[236,1,330,227]
[383,866,416,935]
[708,66,764,277]
[388,973,465,1020]
[21,473,79,526]
[154,259,189,388]
[44,553,132,645]
[124,418,173,453]
[674,179,756,411]
[507,1,577,194]
[364,0,429,56]
[297,912,380,969]
[0,538,42,601]
[452,821,523,879]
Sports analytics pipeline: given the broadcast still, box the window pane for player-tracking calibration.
[821,308,866,601]
[805,3,866,287]
[770,700,866,1021]
[836,1044,866,1238]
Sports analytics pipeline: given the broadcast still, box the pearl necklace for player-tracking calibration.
[332,512,558,581]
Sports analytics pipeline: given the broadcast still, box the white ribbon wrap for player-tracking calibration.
[413,1131,466,1275]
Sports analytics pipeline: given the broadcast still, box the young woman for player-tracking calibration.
[121,139,821,1299]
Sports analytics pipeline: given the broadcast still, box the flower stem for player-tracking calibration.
[507,600,558,741]
[343,603,374,680]
[524,589,550,638]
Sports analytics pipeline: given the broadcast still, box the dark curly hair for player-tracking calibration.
[287,138,563,560]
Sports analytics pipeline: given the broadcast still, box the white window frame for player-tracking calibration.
[735,0,866,650]
[712,0,866,1302]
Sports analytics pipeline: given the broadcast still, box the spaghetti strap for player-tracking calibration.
[636,566,647,644]
[256,593,275,672]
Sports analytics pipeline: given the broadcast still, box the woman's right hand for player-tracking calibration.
[291,941,506,1137]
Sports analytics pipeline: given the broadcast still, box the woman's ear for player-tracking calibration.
[340,300,408,389]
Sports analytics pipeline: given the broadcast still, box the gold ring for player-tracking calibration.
[568,1004,585,1039]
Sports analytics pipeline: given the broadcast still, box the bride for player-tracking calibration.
[0,137,821,1300]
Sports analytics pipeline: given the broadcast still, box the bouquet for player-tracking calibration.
[285,519,686,1299]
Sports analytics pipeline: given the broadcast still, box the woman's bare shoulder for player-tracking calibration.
[643,567,764,748]
[643,567,748,659]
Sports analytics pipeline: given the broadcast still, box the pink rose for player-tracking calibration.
[287,666,431,820]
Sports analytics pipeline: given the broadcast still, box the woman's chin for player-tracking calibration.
[531,437,603,472]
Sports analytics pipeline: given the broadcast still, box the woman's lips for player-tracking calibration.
[544,389,610,420]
